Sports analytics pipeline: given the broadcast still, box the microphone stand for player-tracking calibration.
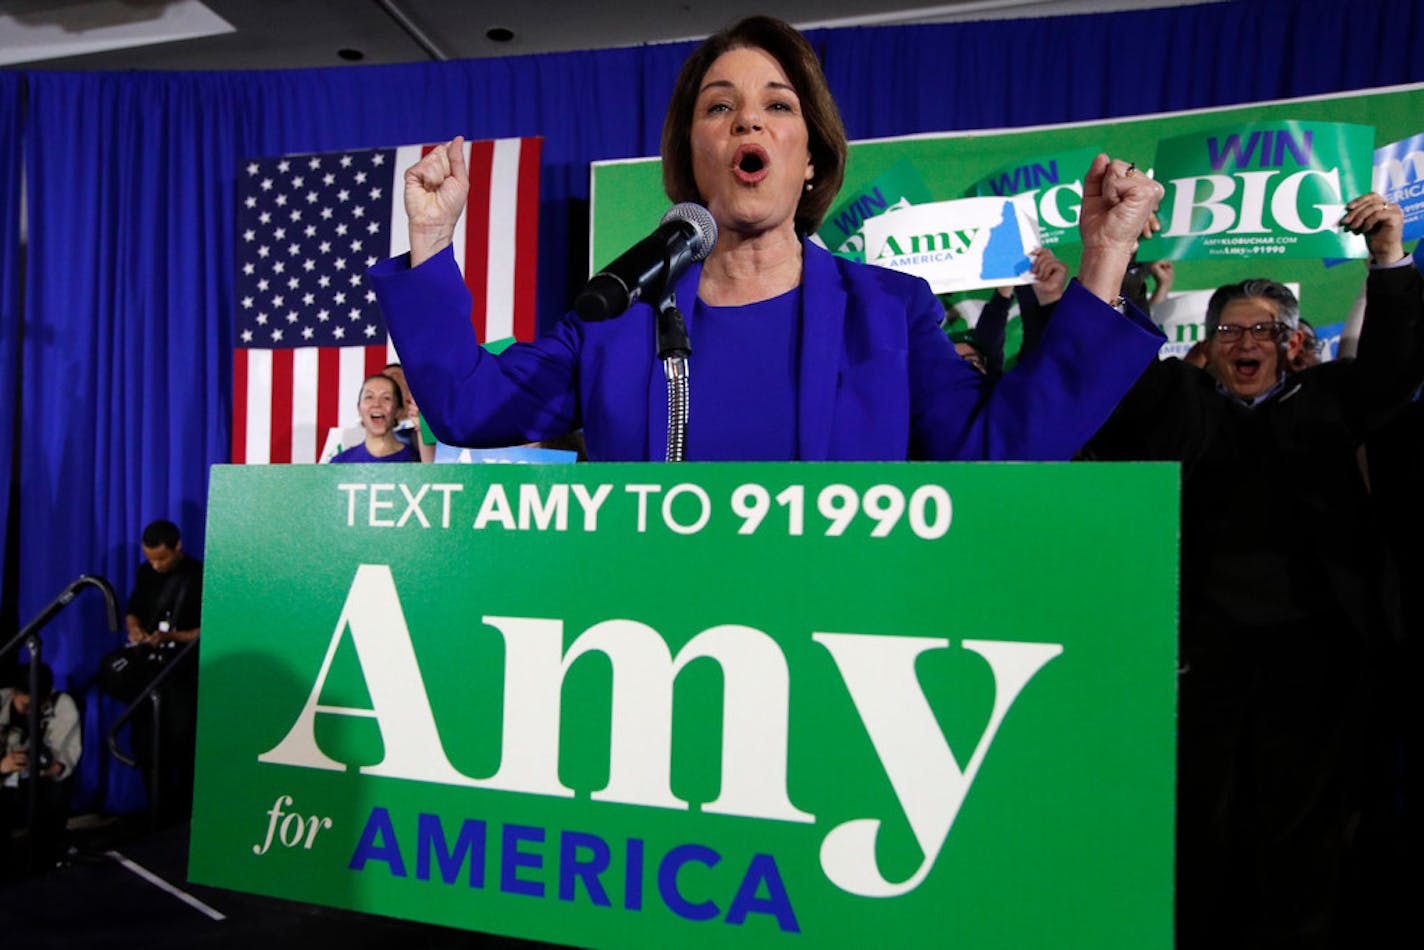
[657,290,692,462]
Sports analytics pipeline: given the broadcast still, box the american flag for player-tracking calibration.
[232,137,542,463]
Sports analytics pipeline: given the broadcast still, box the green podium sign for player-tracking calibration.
[190,462,1178,948]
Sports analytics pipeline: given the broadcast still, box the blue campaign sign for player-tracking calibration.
[1374,132,1424,242]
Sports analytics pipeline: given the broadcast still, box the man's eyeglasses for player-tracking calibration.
[1211,321,1288,343]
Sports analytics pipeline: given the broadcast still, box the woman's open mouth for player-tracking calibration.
[733,145,769,183]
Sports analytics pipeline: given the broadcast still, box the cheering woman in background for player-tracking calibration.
[370,16,1164,462]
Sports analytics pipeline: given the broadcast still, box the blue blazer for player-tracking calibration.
[370,242,1162,462]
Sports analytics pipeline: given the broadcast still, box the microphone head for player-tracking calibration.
[661,202,717,262]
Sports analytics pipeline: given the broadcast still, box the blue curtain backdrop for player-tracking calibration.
[8,0,1424,811]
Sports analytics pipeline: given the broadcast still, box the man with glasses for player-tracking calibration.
[1201,279,1305,402]
[1085,194,1418,946]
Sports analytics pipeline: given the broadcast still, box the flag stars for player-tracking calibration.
[323,173,335,186]
[348,273,362,287]
[286,311,299,324]
[240,296,254,309]
[271,328,283,342]
[302,292,315,306]
[334,291,347,305]
[241,329,253,343]
[257,245,271,259]
[302,259,316,272]
[365,256,377,268]
[308,156,321,170]
[335,224,348,237]
[365,290,376,303]
[306,191,319,204]
[369,187,383,201]
[350,239,363,252]
[272,261,285,274]
[320,207,333,220]
[244,196,257,209]
[257,278,270,292]
[287,242,301,256]
[260,178,274,191]
[350,308,363,322]
[246,162,259,176]
[316,309,330,322]
[334,258,347,271]
[364,323,378,338]
[277,160,291,173]
[302,326,315,340]
[318,240,332,254]
[273,227,287,240]
[242,263,256,276]
[242,229,256,242]
[275,194,288,207]
[340,155,353,168]
[257,313,269,325]
[337,189,350,202]
[371,153,385,166]
[271,295,285,308]
[289,209,302,222]
[352,206,365,219]
[333,326,346,340]
[366,221,381,235]
[286,276,300,290]
[259,212,272,225]
[318,275,331,288]
[304,225,317,238]
[354,171,368,185]
[291,175,304,189]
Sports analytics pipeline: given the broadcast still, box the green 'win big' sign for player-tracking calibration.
[189,462,1178,948]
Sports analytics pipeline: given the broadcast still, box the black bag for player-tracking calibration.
[98,645,171,703]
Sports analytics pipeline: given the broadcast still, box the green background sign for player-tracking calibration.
[592,84,1424,330]
[1145,121,1374,261]
[191,462,1177,948]
[970,145,1103,249]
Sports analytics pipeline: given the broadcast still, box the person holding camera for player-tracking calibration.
[1,661,81,876]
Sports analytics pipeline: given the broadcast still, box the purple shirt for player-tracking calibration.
[686,287,800,461]
[330,441,419,463]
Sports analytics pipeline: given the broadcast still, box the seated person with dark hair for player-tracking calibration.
[330,374,420,463]
[2,662,81,875]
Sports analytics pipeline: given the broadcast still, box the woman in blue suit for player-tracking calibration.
[370,16,1164,462]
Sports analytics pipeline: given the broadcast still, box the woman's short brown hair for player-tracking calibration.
[661,16,847,237]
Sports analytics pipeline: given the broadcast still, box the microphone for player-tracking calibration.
[574,203,717,322]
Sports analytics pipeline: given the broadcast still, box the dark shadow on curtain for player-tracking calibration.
[0,73,21,642]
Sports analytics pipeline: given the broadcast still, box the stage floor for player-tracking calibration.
[2,819,560,949]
